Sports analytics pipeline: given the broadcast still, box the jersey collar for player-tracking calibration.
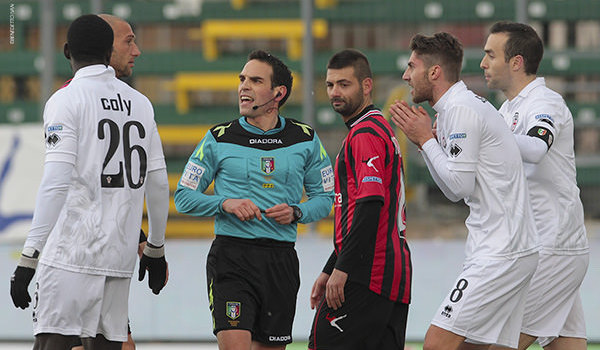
[239,115,285,135]
[345,104,380,129]
[433,80,467,115]
[71,64,116,82]
[516,77,545,100]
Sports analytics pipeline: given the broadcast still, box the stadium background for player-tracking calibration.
[0,0,599,347]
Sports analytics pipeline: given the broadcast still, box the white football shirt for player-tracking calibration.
[499,77,588,255]
[428,81,539,261]
[30,65,166,277]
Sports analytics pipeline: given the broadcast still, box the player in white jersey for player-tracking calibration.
[68,14,145,350]
[9,15,169,350]
[390,32,539,350]
[481,21,589,350]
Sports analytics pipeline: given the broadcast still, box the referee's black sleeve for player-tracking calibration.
[335,199,382,278]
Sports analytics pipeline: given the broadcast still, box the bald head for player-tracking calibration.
[98,14,141,78]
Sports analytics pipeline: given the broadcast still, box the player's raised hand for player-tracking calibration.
[389,100,434,147]
[138,243,167,295]
[10,248,39,309]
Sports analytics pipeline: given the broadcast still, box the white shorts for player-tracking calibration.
[431,253,538,348]
[521,253,589,346]
[33,263,130,342]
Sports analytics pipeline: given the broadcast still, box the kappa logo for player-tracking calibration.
[441,305,453,318]
[362,156,380,172]
[325,313,347,332]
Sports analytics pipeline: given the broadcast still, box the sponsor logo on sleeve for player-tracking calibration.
[47,124,63,132]
[320,165,334,192]
[180,161,205,190]
[534,114,554,123]
[448,133,467,140]
[362,176,382,184]
[45,124,64,149]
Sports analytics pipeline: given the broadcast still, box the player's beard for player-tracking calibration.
[410,71,434,104]
[330,86,364,118]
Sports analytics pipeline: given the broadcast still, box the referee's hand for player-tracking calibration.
[138,243,167,295]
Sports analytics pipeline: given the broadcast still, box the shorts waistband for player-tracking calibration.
[215,235,295,248]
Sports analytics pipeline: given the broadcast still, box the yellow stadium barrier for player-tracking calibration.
[167,72,301,114]
[189,19,328,61]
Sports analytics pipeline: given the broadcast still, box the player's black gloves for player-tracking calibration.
[138,243,167,295]
[10,248,39,309]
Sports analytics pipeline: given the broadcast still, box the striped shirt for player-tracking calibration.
[332,106,411,303]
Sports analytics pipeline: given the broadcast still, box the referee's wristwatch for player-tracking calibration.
[291,205,303,223]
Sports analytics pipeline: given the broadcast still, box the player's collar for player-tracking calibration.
[516,77,545,99]
[72,64,115,82]
[345,105,380,129]
[433,81,467,115]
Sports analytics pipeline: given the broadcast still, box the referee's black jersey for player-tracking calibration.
[332,106,412,303]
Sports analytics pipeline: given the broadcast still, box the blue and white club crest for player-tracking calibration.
[261,157,275,175]
[226,301,241,320]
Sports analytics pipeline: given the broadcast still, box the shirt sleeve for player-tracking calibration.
[145,168,169,247]
[23,161,74,253]
[147,119,167,172]
[514,134,548,163]
[334,200,382,278]
[420,106,479,201]
[43,93,78,165]
[349,129,388,204]
[294,132,334,223]
[174,131,225,216]
[421,139,476,202]
[523,108,557,152]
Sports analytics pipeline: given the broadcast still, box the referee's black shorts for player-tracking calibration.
[309,281,409,350]
[206,235,300,346]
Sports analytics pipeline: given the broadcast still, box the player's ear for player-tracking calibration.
[510,55,524,72]
[429,65,441,81]
[63,43,71,60]
[361,77,373,97]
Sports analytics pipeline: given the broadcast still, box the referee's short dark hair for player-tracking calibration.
[247,49,293,107]
[67,14,113,62]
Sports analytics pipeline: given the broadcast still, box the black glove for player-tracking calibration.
[138,243,167,295]
[10,248,39,309]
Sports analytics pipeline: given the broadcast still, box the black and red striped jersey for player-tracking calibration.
[332,105,411,303]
